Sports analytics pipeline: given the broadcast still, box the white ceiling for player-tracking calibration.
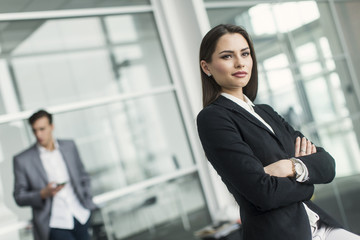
[0,0,148,14]
[0,0,149,55]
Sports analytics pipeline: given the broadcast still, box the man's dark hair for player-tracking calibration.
[28,109,52,125]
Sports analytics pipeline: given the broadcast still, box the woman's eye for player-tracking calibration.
[242,52,250,57]
[221,55,231,59]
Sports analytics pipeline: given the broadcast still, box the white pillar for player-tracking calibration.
[152,0,239,222]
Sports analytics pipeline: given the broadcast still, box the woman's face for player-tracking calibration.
[201,33,253,97]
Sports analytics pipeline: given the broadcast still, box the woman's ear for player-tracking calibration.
[200,60,211,76]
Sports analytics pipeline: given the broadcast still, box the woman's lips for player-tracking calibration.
[232,71,247,78]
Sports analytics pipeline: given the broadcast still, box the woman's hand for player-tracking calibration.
[264,159,293,178]
[295,136,316,157]
[264,137,316,177]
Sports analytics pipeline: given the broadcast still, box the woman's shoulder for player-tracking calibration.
[256,103,287,123]
[197,101,230,119]
[255,103,278,114]
[255,103,273,110]
[197,102,236,128]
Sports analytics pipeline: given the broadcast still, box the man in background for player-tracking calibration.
[13,109,97,240]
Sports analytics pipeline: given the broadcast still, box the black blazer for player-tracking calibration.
[197,96,342,240]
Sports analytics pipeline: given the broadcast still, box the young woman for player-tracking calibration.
[197,24,359,240]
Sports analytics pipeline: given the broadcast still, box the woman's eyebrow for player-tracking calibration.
[218,47,249,54]
[218,50,233,55]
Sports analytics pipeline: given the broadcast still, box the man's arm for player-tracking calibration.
[13,155,45,209]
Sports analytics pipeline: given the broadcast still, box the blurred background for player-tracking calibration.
[0,0,359,239]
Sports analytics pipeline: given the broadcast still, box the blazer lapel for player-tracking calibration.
[252,105,283,136]
[214,96,276,136]
[255,105,291,147]
[58,141,76,182]
[31,145,48,183]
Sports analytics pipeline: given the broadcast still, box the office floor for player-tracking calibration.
[121,175,360,240]
[91,174,360,240]
[91,207,212,240]
[313,174,360,235]
[121,208,212,240]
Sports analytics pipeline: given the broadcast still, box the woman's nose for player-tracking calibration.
[234,57,244,68]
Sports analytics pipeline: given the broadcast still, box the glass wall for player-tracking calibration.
[8,13,171,110]
[0,2,211,240]
[205,0,360,233]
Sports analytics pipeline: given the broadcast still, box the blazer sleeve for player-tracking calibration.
[260,104,336,184]
[197,107,314,212]
[13,155,45,209]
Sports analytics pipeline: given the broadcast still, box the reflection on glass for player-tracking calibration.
[263,54,288,69]
[296,42,318,62]
[262,54,295,101]
[247,1,319,35]
[0,121,33,224]
[272,1,319,33]
[14,18,105,54]
[325,59,336,71]
[99,173,209,240]
[305,77,334,122]
[6,13,171,110]
[53,92,194,195]
[0,96,5,115]
[13,50,117,109]
[257,69,267,96]
[319,37,333,58]
[265,69,294,92]
[0,59,20,115]
[319,119,360,177]
[248,4,276,35]
[105,15,138,43]
[299,62,322,77]
[272,87,298,114]
[330,73,348,116]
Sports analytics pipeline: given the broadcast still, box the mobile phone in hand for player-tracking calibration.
[56,181,67,187]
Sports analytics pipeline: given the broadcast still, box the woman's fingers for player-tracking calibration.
[295,137,316,156]
[306,139,312,155]
[300,137,307,156]
[295,136,301,157]
[312,144,317,154]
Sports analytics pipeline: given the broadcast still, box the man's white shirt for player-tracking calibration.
[38,140,90,229]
